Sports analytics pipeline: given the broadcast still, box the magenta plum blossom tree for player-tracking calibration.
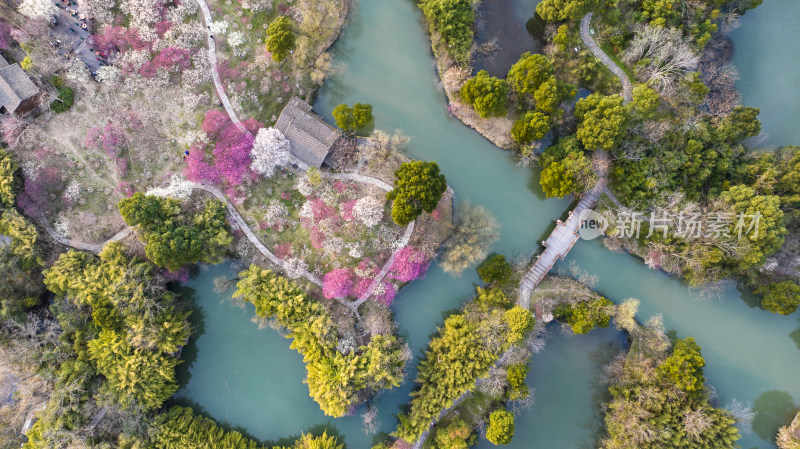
[184,147,221,184]
[202,110,230,137]
[17,166,64,218]
[91,25,150,57]
[0,20,13,50]
[352,196,384,227]
[211,124,255,186]
[388,246,430,282]
[250,127,291,177]
[186,111,260,187]
[322,268,354,299]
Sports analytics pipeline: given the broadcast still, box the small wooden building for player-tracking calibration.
[0,54,39,115]
[275,97,341,169]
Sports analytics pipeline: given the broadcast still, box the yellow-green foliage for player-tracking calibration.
[234,266,407,417]
[43,243,191,410]
[395,287,534,441]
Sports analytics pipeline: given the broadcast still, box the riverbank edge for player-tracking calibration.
[417,7,516,150]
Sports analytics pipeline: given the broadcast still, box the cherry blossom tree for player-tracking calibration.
[388,246,430,282]
[322,268,353,299]
[352,196,384,228]
[250,127,291,177]
[18,0,54,19]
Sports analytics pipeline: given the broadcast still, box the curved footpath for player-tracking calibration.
[580,12,633,104]
[412,13,633,447]
[193,0,247,133]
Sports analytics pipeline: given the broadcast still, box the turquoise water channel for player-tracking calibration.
[177,1,800,447]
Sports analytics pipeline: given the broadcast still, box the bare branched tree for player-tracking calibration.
[624,25,699,96]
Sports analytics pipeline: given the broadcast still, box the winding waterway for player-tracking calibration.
[177,1,800,448]
[730,0,800,149]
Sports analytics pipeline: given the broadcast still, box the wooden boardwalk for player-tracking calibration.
[518,178,605,308]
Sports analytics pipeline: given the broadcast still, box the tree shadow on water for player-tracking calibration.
[751,390,799,442]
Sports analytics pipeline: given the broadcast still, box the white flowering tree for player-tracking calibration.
[18,0,55,18]
[250,127,291,177]
[352,196,384,228]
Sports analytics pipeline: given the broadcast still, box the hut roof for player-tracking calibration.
[276,97,340,168]
[0,63,38,113]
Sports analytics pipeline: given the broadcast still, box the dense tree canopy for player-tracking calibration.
[486,410,515,445]
[720,185,786,269]
[554,297,613,334]
[234,266,407,417]
[459,70,509,118]
[757,281,800,316]
[119,193,232,271]
[477,253,514,284]
[538,136,596,198]
[507,52,554,95]
[511,111,550,144]
[575,93,628,151]
[386,161,447,226]
[536,0,598,22]
[332,103,373,135]
[0,208,44,319]
[266,16,296,62]
[395,287,534,442]
[603,329,739,449]
[629,84,660,118]
[43,243,191,410]
[0,147,18,207]
[419,0,475,63]
[657,337,705,392]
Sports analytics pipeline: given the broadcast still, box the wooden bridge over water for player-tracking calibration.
[518,167,607,308]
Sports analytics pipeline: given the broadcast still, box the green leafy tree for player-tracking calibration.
[477,253,514,284]
[536,0,598,22]
[266,16,296,62]
[575,93,627,151]
[532,76,562,114]
[511,111,550,144]
[486,410,515,445]
[718,106,761,142]
[657,337,705,392]
[538,137,595,198]
[507,52,553,94]
[562,298,613,334]
[459,70,509,118]
[432,418,475,449]
[43,243,191,410]
[386,161,447,226]
[234,266,406,417]
[720,185,786,269]
[504,306,535,344]
[506,363,529,399]
[419,0,474,63]
[553,25,569,50]
[50,86,75,113]
[0,208,44,319]
[118,193,232,271]
[629,84,660,118]
[332,103,373,135]
[757,281,800,315]
[0,147,18,207]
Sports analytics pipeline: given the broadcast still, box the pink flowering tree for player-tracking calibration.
[91,25,150,57]
[187,111,260,187]
[388,246,430,282]
[0,20,13,50]
[17,167,64,218]
[322,268,353,299]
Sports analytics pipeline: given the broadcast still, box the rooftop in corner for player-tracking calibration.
[0,54,39,115]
